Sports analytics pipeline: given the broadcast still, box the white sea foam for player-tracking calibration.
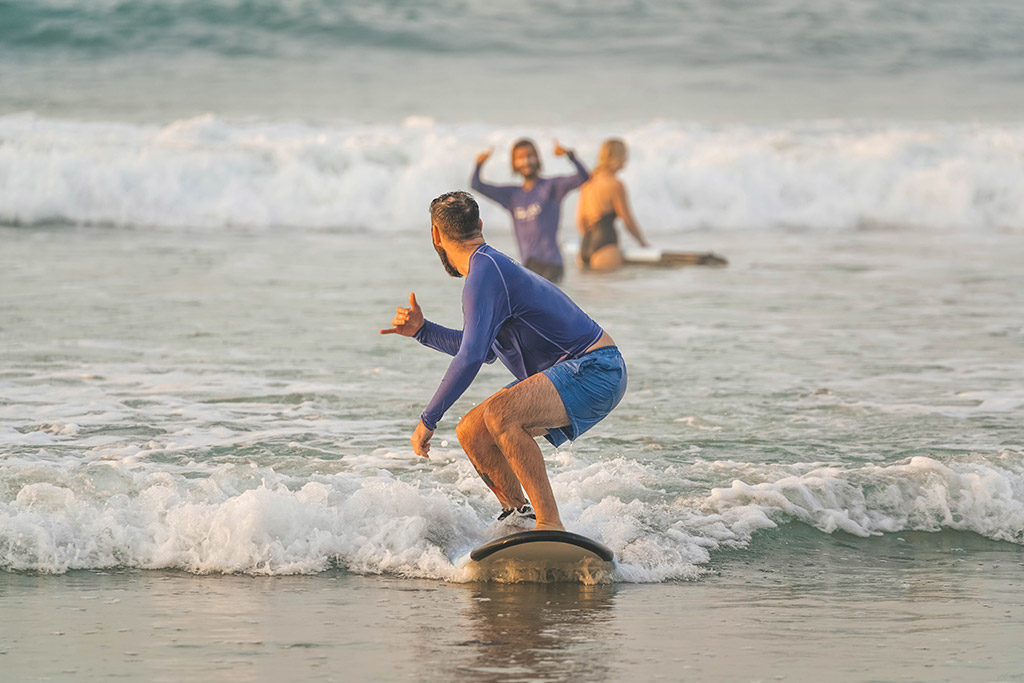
[2,448,1021,581]
[704,454,1024,544]
[2,113,1022,233]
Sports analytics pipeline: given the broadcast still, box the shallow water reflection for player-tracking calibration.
[450,583,617,681]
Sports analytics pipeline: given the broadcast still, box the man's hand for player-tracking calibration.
[476,148,493,165]
[553,140,572,157]
[411,420,433,458]
[380,293,424,337]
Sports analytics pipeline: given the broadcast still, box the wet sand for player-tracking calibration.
[3,529,1022,682]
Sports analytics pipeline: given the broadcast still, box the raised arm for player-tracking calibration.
[611,180,650,248]
[551,140,589,199]
[470,149,516,208]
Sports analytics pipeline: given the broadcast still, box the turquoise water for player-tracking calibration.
[2,0,1023,122]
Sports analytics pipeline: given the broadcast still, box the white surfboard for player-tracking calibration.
[467,530,614,583]
[563,241,727,267]
[625,246,728,267]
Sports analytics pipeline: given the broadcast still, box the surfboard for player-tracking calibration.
[622,246,728,267]
[467,530,614,583]
[563,241,727,268]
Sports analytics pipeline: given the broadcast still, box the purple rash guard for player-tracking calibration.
[414,244,603,430]
[471,154,588,267]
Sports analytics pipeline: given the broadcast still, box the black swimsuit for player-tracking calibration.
[579,212,618,268]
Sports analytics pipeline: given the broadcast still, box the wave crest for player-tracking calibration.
[2,113,1023,233]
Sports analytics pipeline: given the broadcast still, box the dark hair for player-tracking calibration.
[510,138,538,172]
[430,191,481,242]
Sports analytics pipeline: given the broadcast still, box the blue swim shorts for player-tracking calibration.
[541,346,627,447]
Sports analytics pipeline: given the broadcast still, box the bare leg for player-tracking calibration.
[482,374,571,531]
[456,404,527,510]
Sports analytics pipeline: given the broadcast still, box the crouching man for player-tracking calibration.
[381,191,626,530]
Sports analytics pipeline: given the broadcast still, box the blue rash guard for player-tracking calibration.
[471,154,588,267]
[414,244,603,430]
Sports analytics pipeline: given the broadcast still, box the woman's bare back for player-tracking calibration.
[577,170,622,232]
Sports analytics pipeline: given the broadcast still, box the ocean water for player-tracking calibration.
[4,223,1023,581]
[2,0,1024,122]
[3,0,1024,679]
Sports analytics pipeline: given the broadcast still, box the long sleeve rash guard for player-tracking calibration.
[414,244,603,430]
[470,154,588,267]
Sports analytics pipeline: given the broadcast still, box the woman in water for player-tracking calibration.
[576,138,650,271]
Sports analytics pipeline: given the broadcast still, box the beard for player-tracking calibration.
[434,242,462,278]
[517,165,540,180]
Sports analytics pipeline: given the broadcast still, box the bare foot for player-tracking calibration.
[533,521,565,532]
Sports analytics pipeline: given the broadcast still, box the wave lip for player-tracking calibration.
[704,454,1024,545]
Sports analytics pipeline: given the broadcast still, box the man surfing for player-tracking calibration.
[380,191,626,531]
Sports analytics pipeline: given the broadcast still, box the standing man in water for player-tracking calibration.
[471,139,588,283]
[380,191,626,531]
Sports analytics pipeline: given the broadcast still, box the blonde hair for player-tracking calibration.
[597,138,627,172]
